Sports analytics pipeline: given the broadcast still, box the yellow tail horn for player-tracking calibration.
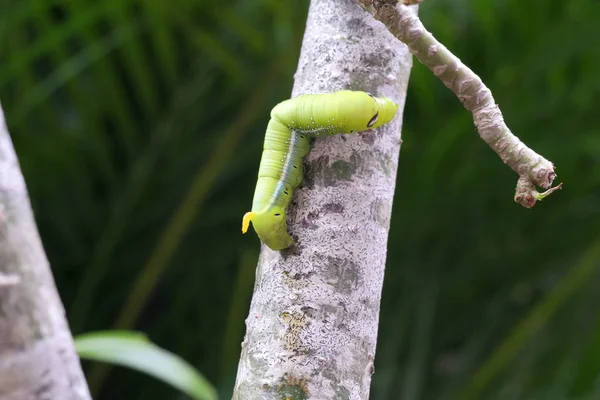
[241,212,255,234]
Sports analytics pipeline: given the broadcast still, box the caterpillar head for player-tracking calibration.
[367,96,399,129]
[241,207,294,250]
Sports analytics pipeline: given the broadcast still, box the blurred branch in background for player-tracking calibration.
[0,104,91,399]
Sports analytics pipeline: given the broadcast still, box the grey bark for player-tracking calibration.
[0,104,91,399]
[233,0,413,399]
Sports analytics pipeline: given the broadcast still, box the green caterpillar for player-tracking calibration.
[242,90,399,250]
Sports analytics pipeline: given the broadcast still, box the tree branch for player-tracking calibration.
[0,103,91,399]
[357,0,561,207]
[232,0,413,398]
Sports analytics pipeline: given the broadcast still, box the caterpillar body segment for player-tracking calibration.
[272,90,398,137]
[242,90,399,250]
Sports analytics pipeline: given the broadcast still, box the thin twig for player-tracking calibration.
[357,0,561,207]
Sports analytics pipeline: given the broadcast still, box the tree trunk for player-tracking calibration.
[233,0,413,398]
[0,104,91,399]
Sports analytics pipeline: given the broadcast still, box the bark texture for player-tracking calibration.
[0,104,91,400]
[232,0,413,398]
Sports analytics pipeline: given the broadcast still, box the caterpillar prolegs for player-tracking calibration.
[241,90,399,250]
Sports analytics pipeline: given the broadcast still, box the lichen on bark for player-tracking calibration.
[232,0,413,399]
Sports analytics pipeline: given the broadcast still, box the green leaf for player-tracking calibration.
[74,331,218,400]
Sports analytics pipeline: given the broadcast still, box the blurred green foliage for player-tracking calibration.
[75,331,218,400]
[1,0,599,399]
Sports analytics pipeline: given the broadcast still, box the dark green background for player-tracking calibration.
[2,0,599,399]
